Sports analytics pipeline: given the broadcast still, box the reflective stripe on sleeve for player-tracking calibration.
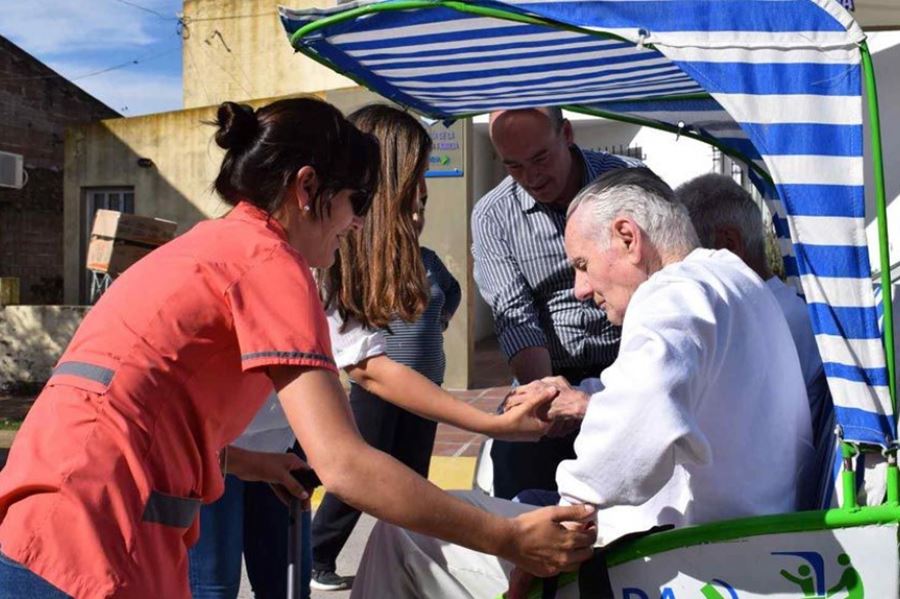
[241,350,335,365]
[142,491,201,528]
[52,361,115,386]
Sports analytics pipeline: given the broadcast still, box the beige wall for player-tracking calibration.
[64,104,231,303]
[182,0,354,109]
[470,124,504,343]
[418,124,473,389]
[0,305,88,386]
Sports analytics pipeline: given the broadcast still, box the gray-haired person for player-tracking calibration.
[472,106,639,500]
[676,172,833,508]
[350,167,813,599]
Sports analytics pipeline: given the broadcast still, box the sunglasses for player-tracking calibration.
[349,189,374,217]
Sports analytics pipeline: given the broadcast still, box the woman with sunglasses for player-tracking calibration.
[0,97,596,599]
[192,104,559,599]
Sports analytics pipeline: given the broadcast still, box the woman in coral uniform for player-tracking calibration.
[0,97,596,599]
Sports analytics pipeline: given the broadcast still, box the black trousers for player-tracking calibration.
[490,366,604,500]
[310,383,438,572]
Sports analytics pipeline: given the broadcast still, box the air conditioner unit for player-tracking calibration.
[0,151,26,189]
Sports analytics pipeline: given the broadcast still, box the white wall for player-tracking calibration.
[564,111,715,189]
[632,128,716,189]
[0,306,88,386]
[864,31,900,276]
[863,31,900,373]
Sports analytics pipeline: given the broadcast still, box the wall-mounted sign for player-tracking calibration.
[423,119,464,178]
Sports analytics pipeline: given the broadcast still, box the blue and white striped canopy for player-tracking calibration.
[280,0,894,447]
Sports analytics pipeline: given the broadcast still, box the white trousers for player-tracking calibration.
[350,490,537,599]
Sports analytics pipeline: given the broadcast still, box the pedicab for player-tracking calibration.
[279,1,898,595]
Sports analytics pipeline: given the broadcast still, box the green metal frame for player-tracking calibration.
[606,504,900,567]
[563,104,774,186]
[860,38,900,518]
[506,504,900,599]
[290,4,900,592]
[861,41,897,413]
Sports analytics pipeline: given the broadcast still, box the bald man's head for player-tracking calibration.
[488,107,577,206]
[489,107,564,137]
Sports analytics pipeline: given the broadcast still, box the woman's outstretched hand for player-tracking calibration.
[500,503,597,578]
[491,383,559,441]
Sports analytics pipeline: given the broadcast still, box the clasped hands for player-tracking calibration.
[502,376,590,439]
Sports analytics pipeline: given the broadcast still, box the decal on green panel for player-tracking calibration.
[773,551,863,598]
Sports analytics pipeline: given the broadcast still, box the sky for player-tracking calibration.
[0,0,184,116]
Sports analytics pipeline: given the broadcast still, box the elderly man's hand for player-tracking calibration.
[502,378,589,438]
[502,381,555,413]
[541,375,590,423]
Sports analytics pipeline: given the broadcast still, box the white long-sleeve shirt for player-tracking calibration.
[558,249,813,545]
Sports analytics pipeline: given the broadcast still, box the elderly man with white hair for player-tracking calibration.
[349,167,813,599]
[676,173,832,508]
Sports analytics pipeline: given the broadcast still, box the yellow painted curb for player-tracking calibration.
[310,456,476,509]
[428,456,477,491]
[0,430,16,449]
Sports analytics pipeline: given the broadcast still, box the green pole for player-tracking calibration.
[841,442,858,510]
[887,452,899,506]
[860,42,897,414]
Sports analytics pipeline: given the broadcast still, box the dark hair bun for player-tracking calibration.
[214,102,258,150]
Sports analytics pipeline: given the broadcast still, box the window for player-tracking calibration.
[80,187,135,303]
[712,148,747,187]
[595,144,645,161]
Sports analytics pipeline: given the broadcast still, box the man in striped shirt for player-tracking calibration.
[472,106,639,499]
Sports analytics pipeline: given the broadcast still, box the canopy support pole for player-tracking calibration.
[563,105,772,186]
[841,443,859,510]
[861,41,899,509]
[861,42,896,414]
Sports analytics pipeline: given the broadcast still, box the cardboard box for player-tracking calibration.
[90,210,177,246]
[0,277,20,306]
[86,210,177,276]
[86,237,156,276]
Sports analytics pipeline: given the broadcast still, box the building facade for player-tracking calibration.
[0,36,118,304]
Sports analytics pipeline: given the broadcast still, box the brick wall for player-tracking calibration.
[0,169,64,303]
[0,36,118,304]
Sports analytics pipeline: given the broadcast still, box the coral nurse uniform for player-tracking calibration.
[0,201,336,599]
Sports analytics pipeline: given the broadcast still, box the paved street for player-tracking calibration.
[237,512,376,599]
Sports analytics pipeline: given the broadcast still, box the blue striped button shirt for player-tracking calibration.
[472,147,638,371]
